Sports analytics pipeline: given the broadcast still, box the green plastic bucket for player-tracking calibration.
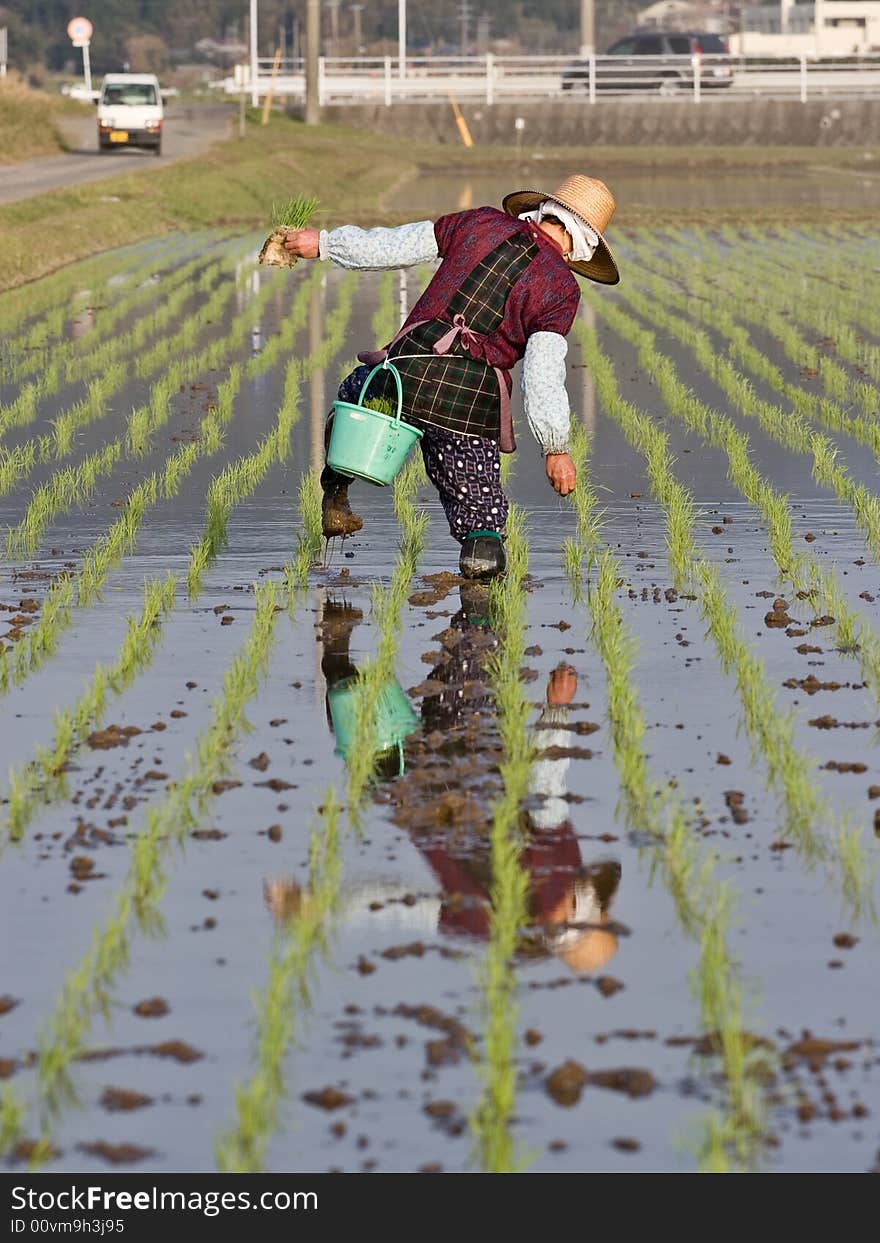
[328,674,419,778]
[327,362,423,486]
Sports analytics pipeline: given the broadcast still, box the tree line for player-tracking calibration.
[1,0,644,76]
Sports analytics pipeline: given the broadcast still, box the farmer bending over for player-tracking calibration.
[284,174,619,580]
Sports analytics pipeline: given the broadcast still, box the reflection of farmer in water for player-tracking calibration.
[314,589,621,974]
[282,175,619,580]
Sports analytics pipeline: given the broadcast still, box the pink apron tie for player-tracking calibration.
[357,314,516,454]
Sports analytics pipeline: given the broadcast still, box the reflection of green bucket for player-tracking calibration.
[328,674,419,778]
[327,362,423,486]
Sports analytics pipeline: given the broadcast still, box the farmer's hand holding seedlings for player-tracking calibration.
[282,229,320,260]
[282,174,618,579]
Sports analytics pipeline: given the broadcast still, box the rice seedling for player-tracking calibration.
[186,271,358,597]
[590,291,880,716]
[215,789,342,1173]
[573,316,871,913]
[342,467,428,818]
[470,505,532,1173]
[0,240,214,432]
[3,573,176,842]
[289,467,324,589]
[0,257,249,508]
[597,281,880,563]
[27,575,287,1134]
[564,441,770,1168]
[270,195,319,230]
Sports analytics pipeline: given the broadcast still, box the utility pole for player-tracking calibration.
[459,0,472,55]
[399,0,406,81]
[249,0,259,108]
[305,0,320,122]
[351,4,364,53]
[327,0,340,57]
[579,0,595,56]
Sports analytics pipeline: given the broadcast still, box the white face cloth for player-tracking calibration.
[518,200,599,263]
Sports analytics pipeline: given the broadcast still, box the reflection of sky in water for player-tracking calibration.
[399,164,880,218]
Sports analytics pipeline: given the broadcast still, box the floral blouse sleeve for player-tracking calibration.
[318,221,439,270]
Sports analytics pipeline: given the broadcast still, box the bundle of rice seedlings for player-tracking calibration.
[257,195,319,268]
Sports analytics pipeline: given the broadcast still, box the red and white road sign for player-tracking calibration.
[67,16,93,46]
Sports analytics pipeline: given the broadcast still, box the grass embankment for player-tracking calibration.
[2,104,877,293]
[0,77,80,164]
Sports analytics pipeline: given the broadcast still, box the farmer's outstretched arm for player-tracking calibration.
[283,221,438,270]
[522,332,577,496]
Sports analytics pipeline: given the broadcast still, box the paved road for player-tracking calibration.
[0,104,233,205]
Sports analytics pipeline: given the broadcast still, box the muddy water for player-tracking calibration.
[0,229,879,1174]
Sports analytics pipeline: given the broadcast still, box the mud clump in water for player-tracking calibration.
[546,1060,589,1106]
[764,599,793,628]
[724,791,749,824]
[612,1137,642,1153]
[87,724,142,750]
[589,1067,656,1098]
[596,975,624,998]
[0,996,19,1016]
[133,997,169,1018]
[100,1087,153,1112]
[150,1040,202,1063]
[78,1141,154,1164]
[303,1086,355,1111]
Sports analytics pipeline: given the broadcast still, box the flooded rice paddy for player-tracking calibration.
[1,213,879,1174]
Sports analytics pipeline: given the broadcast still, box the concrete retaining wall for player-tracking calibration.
[311,98,880,146]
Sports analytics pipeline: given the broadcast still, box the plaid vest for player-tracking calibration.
[372,231,539,441]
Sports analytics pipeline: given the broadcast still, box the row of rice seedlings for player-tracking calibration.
[626,240,879,428]
[214,789,342,1172]
[186,271,358,596]
[0,431,214,696]
[1,237,198,377]
[598,282,880,563]
[3,259,297,556]
[720,226,880,338]
[0,254,316,692]
[343,458,428,818]
[0,257,241,493]
[70,250,229,385]
[3,573,176,842]
[574,318,871,908]
[0,245,131,342]
[24,576,286,1136]
[0,239,203,420]
[3,278,241,554]
[470,505,532,1173]
[724,240,880,387]
[593,292,880,710]
[46,259,257,461]
[288,467,323,589]
[565,425,767,1168]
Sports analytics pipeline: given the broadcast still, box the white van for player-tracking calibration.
[96,73,164,156]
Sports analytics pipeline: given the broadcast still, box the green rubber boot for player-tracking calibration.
[459,530,506,580]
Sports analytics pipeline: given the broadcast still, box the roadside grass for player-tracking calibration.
[0,76,81,163]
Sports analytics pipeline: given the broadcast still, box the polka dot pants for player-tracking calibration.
[419,426,508,544]
[333,365,508,544]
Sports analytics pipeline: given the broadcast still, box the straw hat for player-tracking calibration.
[502,174,619,284]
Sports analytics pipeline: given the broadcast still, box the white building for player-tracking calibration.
[733,1,880,54]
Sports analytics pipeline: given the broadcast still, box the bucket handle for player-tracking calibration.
[358,361,404,424]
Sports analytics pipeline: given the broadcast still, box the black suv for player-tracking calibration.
[562,32,734,94]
